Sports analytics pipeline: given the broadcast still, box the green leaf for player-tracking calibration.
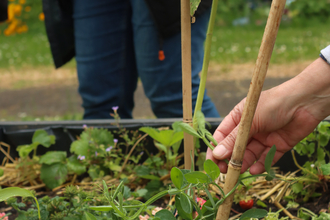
[84,212,98,220]
[134,165,151,176]
[205,130,218,146]
[40,163,68,189]
[264,145,276,173]
[32,129,55,148]
[139,175,160,180]
[317,147,326,162]
[155,142,168,153]
[319,134,329,147]
[306,142,315,155]
[89,206,113,212]
[291,182,304,194]
[171,167,184,189]
[66,155,86,175]
[265,169,275,181]
[155,209,176,220]
[180,193,192,214]
[256,200,267,208]
[195,110,206,135]
[320,163,330,175]
[204,159,220,181]
[39,151,67,165]
[177,122,201,138]
[239,209,268,220]
[190,0,201,17]
[184,171,209,184]
[175,194,193,220]
[0,187,35,202]
[17,142,39,158]
[70,140,89,156]
[139,127,183,147]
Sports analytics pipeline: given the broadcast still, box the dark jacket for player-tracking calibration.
[42,0,212,68]
[0,0,8,22]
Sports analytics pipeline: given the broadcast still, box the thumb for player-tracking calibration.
[212,126,239,160]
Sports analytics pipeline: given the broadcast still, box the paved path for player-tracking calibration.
[0,76,290,120]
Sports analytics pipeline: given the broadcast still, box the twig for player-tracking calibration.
[274,201,296,219]
[119,133,148,175]
[0,142,15,163]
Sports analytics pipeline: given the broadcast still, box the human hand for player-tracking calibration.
[206,58,330,175]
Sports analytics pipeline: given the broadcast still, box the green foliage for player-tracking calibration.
[0,187,41,219]
[288,0,330,24]
[290,121,330,205]
[16,129,55,158]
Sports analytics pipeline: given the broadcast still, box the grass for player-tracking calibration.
[0,8,329,69]
[0,1,329,121]
[210,22,330,64]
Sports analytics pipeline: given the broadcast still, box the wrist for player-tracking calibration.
[290,58,330,120]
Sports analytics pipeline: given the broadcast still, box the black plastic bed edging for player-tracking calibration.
[0,118,327,173]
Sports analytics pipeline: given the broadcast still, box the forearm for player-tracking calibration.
[283,57,330,120]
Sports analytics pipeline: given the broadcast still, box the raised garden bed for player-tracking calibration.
[0,118,330,220]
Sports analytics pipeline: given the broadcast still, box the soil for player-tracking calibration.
[0,61,311,120]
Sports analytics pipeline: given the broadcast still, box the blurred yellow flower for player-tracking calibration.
[16,24,28,33]
[14,4,22,16]
[24,6,31,12]
[39,12,45,21]
[19,0,26,4]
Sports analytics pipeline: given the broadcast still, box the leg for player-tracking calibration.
[73,0,137,119]
[131,0,219,118]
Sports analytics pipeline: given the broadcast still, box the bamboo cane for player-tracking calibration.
[216,1,286,219]
[181,0,194,170]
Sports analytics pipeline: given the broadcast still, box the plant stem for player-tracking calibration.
[193,0,219,127]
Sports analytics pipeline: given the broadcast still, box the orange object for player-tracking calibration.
[39,12,45,21]
[158,50,165,61]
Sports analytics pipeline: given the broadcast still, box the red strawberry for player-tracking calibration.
[239,199,254,210]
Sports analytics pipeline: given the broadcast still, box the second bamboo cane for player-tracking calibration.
[216,0,286,219]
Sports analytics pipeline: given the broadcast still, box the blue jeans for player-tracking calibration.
[73,0,220,119]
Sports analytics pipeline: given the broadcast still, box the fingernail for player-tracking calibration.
[213,145,228,158]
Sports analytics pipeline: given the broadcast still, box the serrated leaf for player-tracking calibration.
[67,155,86,175]
[155,209,176,220]
[39,151,67,165]
[317,147,326,162]
[320,163,330,175]
[70,140,89,156]
[239,208,268,220]
[190,0,201,17]
[32,129,55,148]
[264,145,276,173]
[171,167,184,189]
[291,182,303,194]
[17,142,39,158]
[40,163,68,189]
[184,171,209,184]
[204,159,220,181]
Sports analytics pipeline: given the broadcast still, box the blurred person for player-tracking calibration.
[206,45,330,175]
[0,0,7,23]
[42,0,220,119]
